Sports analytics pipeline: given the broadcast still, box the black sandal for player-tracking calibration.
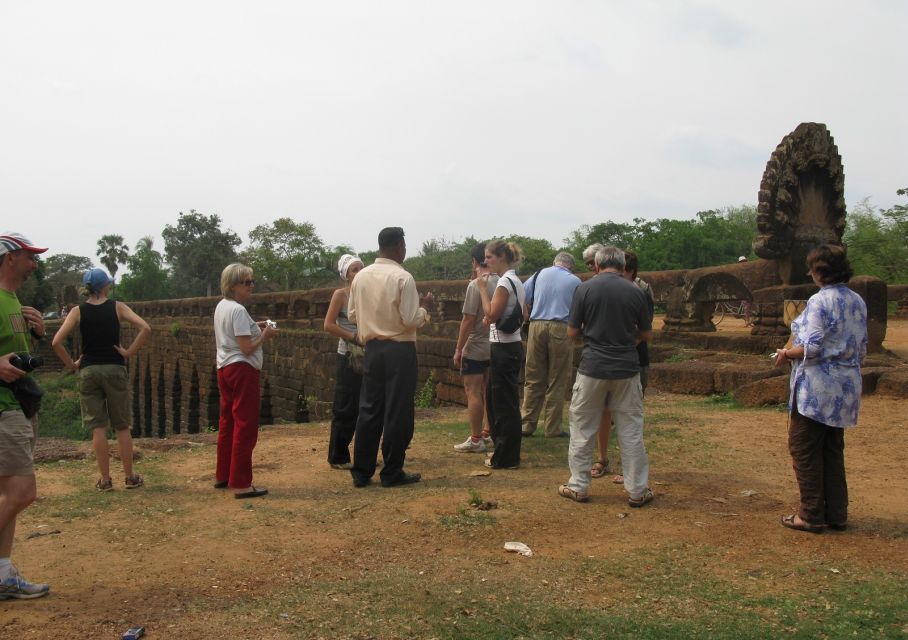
[234,486,268,499]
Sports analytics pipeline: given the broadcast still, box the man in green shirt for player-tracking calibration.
[0,232,50,600]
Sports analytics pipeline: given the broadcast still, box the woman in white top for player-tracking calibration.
[213,263,277,499]
[323,254,365,469]
[478,239,526,469]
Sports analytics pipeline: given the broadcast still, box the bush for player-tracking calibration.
[33,371,87,440]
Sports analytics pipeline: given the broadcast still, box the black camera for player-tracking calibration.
[10,352,43,373]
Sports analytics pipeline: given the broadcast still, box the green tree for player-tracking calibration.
[565,205,758,273]
[403,237,478,281]
[162,210,241,297]
[118,236,174,301]
[844,192,908,283]
[506,235,557,275]
[96,234,129,282]
[42,253,93,308]
[242,218,329,291]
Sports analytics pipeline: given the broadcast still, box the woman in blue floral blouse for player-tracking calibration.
[774,244,867,533]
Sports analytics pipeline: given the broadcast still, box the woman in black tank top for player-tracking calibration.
[52,268,151,491]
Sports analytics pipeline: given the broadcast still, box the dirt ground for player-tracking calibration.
[4,320,907,639]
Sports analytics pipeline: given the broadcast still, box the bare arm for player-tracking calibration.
[235,324,276,357]
[453,313,478,368]
[324,288,358,343]
[115,302,152,359]
[567,325,581,340]
[51,306,82,371]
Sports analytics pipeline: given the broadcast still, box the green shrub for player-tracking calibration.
[415,374,435,408]
[33,371,88,440]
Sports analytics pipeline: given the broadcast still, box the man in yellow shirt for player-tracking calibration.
[348,227,433,487]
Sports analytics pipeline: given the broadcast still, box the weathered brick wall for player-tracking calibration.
[37,272,897,437]
[39,281,479,437]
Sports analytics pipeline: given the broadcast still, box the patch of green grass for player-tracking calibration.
[438,506,497,530]
[665,353,693,363]
[185,545,907,639]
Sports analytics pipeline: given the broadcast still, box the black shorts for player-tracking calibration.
[461,357,490,376]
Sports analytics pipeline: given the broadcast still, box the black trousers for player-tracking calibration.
[789,409,848,526]
[351,340,417,484]
[328,352,362,465]
[487,341,523,468]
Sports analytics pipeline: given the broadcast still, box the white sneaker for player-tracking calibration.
[482,435,494,449]
[453,436,487,453]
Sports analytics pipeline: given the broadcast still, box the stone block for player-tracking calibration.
[876,370,908,398]
[713,365,785,394]
[733,375,789,407]
[649,362,715,395]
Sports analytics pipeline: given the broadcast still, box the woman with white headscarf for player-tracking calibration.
[323,254,365,469]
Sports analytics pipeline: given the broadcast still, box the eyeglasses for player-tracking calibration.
[242,279,255,286]
[11,251,38,263]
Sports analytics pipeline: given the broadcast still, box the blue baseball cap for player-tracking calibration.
[83,268,113,290]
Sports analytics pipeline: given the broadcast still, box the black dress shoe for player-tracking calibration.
[381,472,421,487]
[352,477,372,488]
[213,481,228,489]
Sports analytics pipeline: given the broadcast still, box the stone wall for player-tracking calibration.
[37,272,900,438]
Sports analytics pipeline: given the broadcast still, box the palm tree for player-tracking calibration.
[96,234,129,284]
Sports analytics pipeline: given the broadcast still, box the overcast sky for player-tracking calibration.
[2,1,906,267]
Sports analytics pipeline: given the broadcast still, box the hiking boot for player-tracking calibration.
[454,436,486,453]
[125,475,144,489]
[96,477,113,492]
[0,567,50,600]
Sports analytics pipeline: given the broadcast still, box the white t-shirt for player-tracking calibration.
[214,298,263,370]
[490,270,525,344]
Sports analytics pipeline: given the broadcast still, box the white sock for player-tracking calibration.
[0,557,12,580]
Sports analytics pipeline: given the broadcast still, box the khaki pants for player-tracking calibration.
[566,373,648,498]
[521,320,574,437]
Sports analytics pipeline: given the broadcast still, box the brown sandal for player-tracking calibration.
[780,514,825,533]
[591,459,610,479]
[558,484,589,503]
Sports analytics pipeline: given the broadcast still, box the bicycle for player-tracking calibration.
[713,300,752,326]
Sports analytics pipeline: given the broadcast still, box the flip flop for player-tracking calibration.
[611,474,624,484]
[780,514,824,533]
[234,486,268,499]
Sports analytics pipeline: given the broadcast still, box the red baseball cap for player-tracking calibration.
[0,232,48,256]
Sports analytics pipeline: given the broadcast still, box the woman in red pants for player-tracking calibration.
[213,263,277,499]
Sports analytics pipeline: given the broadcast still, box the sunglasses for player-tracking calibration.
[242,279,255,286]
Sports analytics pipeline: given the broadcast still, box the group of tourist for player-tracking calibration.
[0,224,868,602]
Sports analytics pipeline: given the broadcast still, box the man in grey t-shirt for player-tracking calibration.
[558,245,654,507]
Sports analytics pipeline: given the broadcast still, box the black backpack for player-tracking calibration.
[495,278,524,334]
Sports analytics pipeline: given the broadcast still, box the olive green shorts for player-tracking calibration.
[0,410,37,476]
[80,364,131,431]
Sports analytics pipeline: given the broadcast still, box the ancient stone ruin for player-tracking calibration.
[660,122,888,350]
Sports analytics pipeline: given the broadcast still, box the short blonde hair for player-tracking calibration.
[220,263,253,299]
